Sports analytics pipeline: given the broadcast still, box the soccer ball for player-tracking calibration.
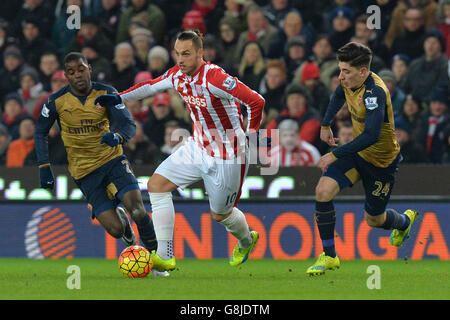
[118,245,152,278]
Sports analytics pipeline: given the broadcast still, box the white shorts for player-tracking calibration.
[154,138,249,214]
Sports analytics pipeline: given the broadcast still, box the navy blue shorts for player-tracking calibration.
[74,155,139,218]
[323,152,402,216]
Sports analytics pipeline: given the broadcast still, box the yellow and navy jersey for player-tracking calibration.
[35,82,136,180]
[322,72,400,168]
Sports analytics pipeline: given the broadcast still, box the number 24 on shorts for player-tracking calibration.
[372,181,390,197]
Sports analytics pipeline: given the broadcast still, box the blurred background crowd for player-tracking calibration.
[0,0,449,169]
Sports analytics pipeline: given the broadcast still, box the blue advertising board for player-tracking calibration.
[0,201,448,260]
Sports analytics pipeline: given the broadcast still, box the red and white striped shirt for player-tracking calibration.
[120,62,265,159]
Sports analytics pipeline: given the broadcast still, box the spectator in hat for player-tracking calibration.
[267,10,315,59]
[81,41,112,83]
[437,0,450,58]
[110,42,138,92]
[17,67,47,114]
[378,69,406,117]
[51,0,82,57]
[425,85,450,163]
[0,124,11,166]
[391,53,410,89]
[218,15,241,69]
[148,45,170,79]
[32,70,68,122]
[131,27,154,72]
[143,91,179,147]
[1,93,31,141]
[294,35,338,90]
[321,0,361,34]
[394,116,429,163]
[389,7,427,60]
[97,0,123,43]
[300,61,331,117]
[385,0,438,49]
[38,52,61,92]
[234,5,278,62]
[12,0,54,39]
[402,28,449,104]
[19,18,57,70]
[66,15,114,60]
[262,0,295,29]
[116,0,166,44]
[182,10,207,35]
[6,117,35,167]
[284,35,308,82]
[329,6,355,51]
[238,41,267,91]
[0,45,28,99]
[266,82,321,147]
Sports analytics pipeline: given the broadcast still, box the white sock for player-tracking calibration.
[149,192,175,259]
[218,207,252,249]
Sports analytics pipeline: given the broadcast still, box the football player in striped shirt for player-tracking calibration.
[95,30,266,274]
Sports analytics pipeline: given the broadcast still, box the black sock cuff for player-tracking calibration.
[315,201,335,213]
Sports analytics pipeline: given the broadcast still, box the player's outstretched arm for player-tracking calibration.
[35,100,58,190]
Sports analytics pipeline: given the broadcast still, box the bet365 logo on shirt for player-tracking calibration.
[183,95,207,108]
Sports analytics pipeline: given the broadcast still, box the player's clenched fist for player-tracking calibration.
[39,164,55,189]
[320,126,339,147]
[100,132,123,147]
[95,94,122,108]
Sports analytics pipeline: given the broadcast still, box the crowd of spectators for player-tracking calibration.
[0,0,449,169]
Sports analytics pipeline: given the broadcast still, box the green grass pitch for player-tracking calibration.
[0,258,448,300]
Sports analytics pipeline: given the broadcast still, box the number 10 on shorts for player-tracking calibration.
[225,192,237,207]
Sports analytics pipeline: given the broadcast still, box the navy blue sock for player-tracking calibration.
[382,208,410,231]
[315,201,336,258]
[135,214,158,251]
